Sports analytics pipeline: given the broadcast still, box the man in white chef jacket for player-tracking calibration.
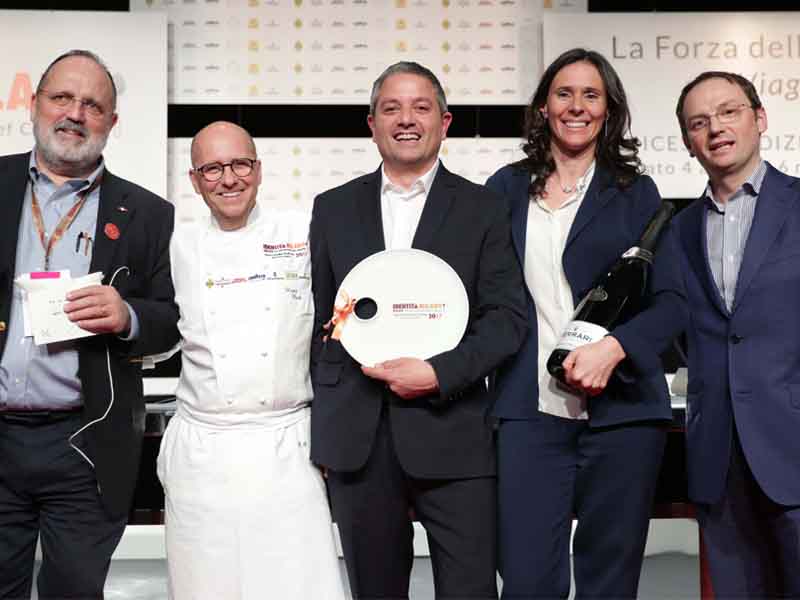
[158,121,345,600]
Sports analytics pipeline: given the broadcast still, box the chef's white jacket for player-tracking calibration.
[170,204,314,426]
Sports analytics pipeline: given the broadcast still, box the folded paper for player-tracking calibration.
[15,271,104,345]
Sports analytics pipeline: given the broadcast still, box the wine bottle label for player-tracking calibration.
[553,320,609,352]
[622,246,654,263]
[587,286,608,302]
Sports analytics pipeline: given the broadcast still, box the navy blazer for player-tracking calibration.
[487,164,687,427]
[675,163,800,505]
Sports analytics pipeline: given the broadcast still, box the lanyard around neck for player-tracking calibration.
[30,175,102,271]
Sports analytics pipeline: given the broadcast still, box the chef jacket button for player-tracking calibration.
[261,351,268,357]
[219,353,227,359]
[264,306,271,311]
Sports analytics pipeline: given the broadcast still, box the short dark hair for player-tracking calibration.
[515,47,642,197]
[36,49,117,111]
[675,71,762,144]
[369,61,448,116]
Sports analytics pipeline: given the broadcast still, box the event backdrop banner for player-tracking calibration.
[132,0,553,105]
[0,11,167,197]
[544,12,800,198]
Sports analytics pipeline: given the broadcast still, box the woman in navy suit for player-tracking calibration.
[487,48,687,599]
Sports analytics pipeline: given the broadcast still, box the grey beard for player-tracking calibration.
[33,120,108,177]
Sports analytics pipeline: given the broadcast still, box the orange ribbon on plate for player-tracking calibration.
[325,290,356,341]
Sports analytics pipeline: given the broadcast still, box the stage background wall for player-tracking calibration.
[0,10,167,196]
[169,136,524,220]
[132,0,555,106]
[1,2,796,217]
[545,12,800,197]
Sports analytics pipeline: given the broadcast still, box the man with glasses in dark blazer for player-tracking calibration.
[674,70,800,599]
[0,50,178,599]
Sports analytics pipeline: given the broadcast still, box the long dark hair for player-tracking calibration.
[515,48,643,197]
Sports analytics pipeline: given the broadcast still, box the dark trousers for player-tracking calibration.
[326,409,498,600]
[696,429,800,599]
[0,414,127,600]
[497,414,666,600]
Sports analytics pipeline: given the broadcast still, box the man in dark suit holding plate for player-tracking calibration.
[309,61,527,599]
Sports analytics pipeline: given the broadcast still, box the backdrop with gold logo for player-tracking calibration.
[131,0,575,105]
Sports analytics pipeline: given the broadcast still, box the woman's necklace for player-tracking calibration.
[556,165,591,194]
[556,172,589,195]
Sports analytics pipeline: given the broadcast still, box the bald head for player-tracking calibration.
[191,121,256,167]
[189,121,262,231]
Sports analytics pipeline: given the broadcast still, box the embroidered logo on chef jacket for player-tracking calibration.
[259,240,311,299]
[263,241,308,259]
[205,271,308,301]
[205,273,268,289]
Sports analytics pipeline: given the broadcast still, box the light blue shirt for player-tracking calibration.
[0,151,137,411]
[704,160,767,312]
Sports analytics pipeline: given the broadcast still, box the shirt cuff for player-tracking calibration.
[119,302,140,341]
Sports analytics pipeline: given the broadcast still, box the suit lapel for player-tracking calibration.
[0,153,30,276]
[90,170,134,283]
[564,168,616,253]
[682,198,728,317]
[732,166,795,311]
[355,168,385,255]
[412,163,455,251]
[508,170,530,267]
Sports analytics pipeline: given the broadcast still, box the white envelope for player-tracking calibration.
[15,271,104,345]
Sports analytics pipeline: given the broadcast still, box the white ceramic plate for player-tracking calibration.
[334,249,469,366]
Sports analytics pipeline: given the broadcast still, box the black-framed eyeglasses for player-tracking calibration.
[192,158,259,182]
[686,103,752,134]
[39,89,108,119]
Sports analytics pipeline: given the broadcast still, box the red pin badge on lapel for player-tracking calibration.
[104,223,120,240]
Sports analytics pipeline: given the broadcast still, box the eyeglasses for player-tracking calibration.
[686,103,753,134]
[39,90,108,119]
[192,158,258,182]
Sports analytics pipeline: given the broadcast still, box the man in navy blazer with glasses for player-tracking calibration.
[674,70,800,599]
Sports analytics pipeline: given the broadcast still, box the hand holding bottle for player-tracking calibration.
[547,201,676,386]
[561,336,626,396]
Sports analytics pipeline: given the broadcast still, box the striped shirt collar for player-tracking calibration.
[703,159,767,214]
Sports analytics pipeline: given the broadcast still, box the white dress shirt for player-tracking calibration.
[525,163,595,420]
[380,160,439,250]
[170,204,314,426]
